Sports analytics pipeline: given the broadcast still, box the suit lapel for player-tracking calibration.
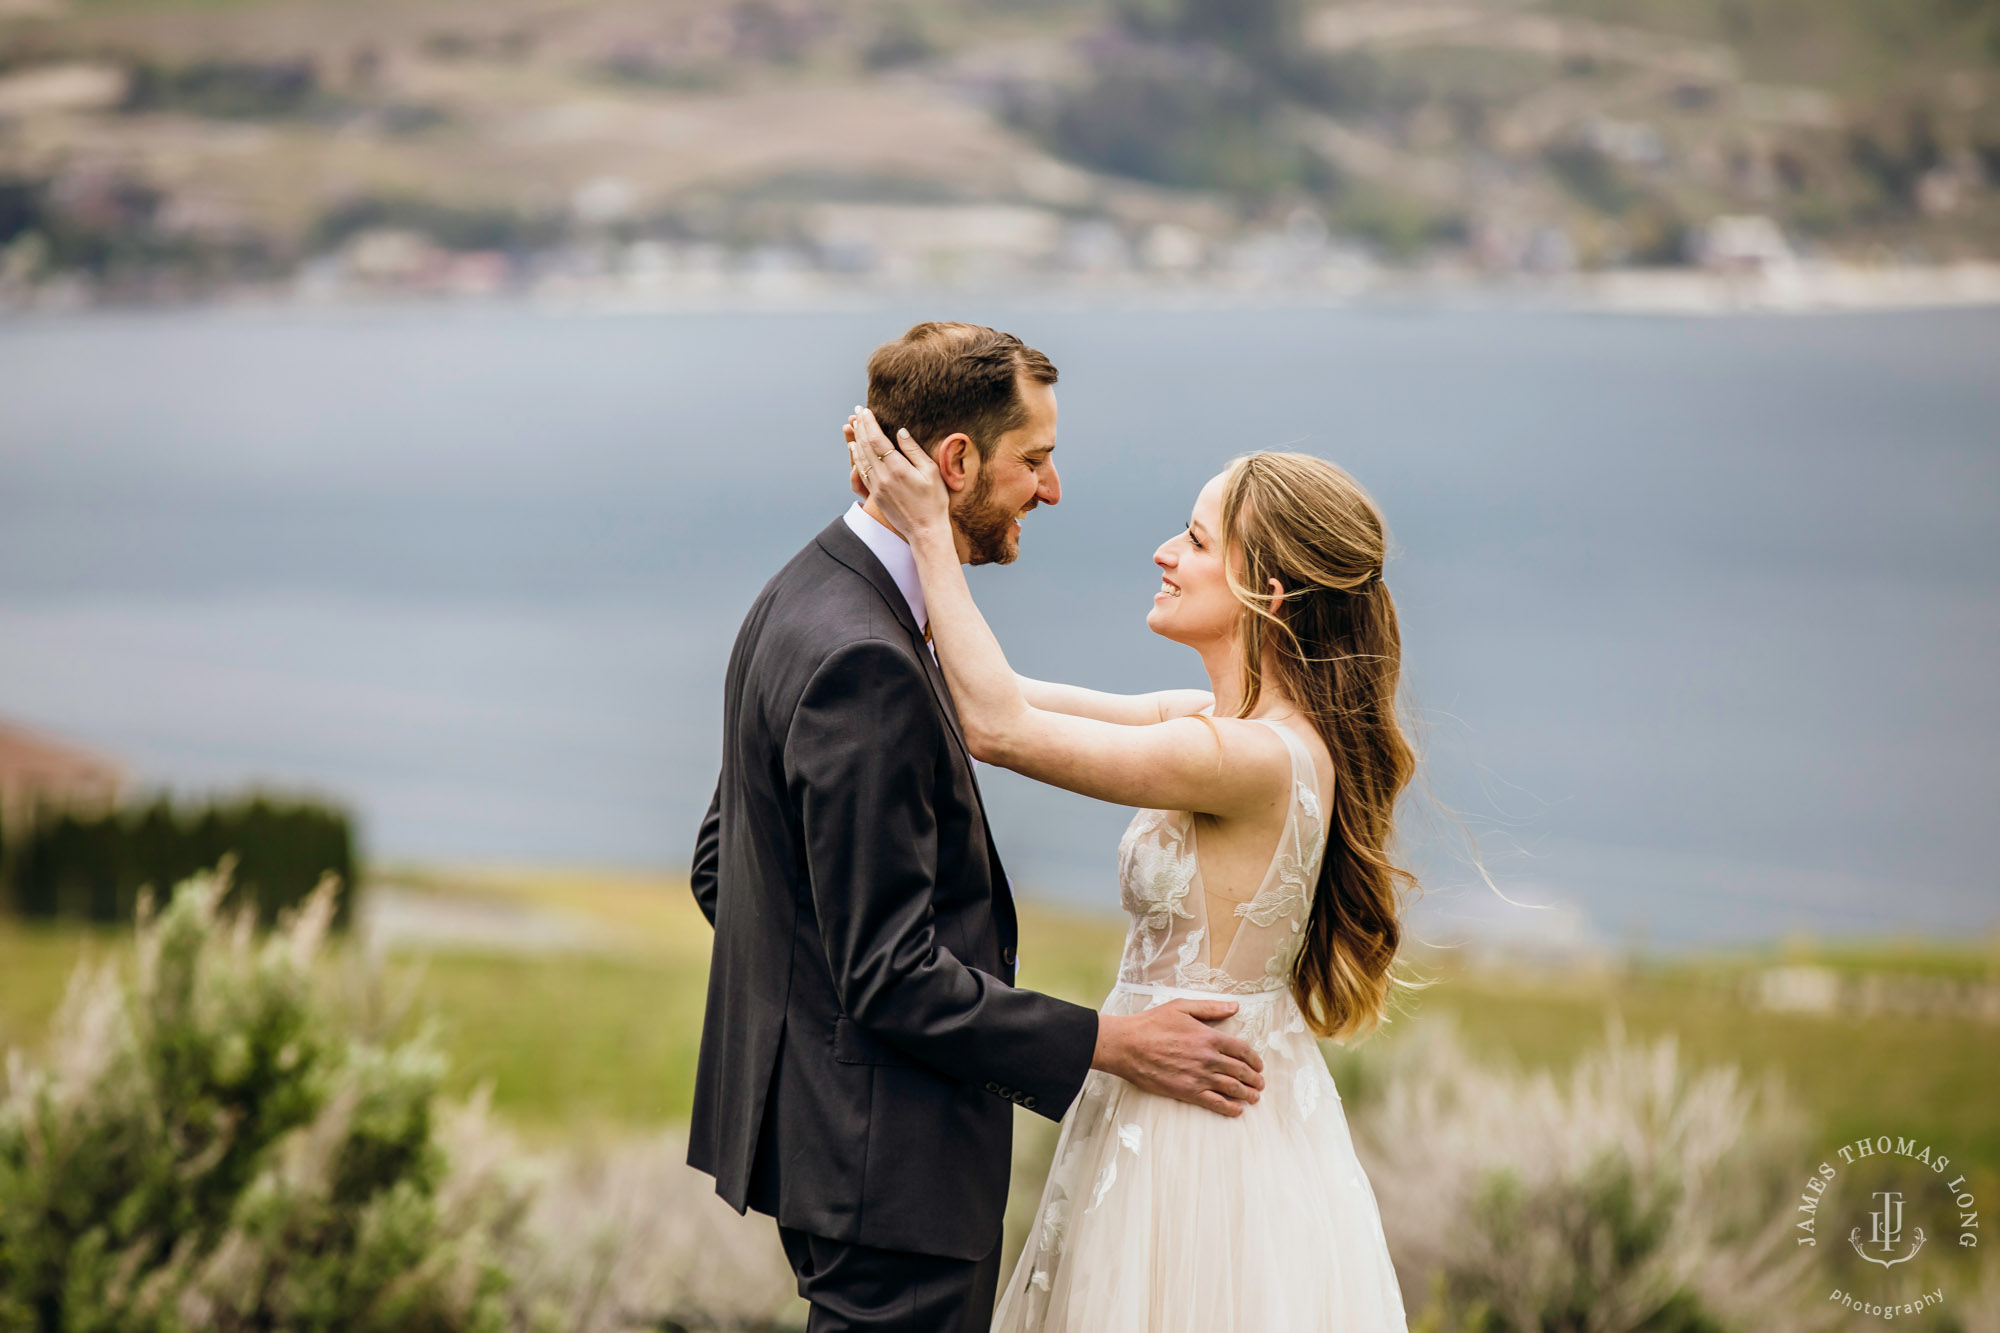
[816,518,975,764]
[816,518,1016,924]
[911,630,968,746]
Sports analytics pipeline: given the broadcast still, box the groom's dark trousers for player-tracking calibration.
[689,517,1100,1331]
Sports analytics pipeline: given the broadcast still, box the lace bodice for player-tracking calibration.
[1114,718,1325,996]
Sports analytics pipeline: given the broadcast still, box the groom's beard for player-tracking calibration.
[953,466,1020,567]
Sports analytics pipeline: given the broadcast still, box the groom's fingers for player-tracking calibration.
[1210,1034,1264,1076]
[1212,1056,1264,1094]
[1207,1053,1263,1094]
[1169,1003,1269,1070]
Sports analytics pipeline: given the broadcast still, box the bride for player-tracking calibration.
[847,410,1416,1332]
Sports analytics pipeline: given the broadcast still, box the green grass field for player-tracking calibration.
[5,869,1995,1193]
[1391,968,2000,1182]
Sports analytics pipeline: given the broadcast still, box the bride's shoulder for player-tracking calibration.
[1193,714,1301,794]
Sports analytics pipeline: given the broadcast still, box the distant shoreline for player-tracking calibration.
[6,261,2000,322]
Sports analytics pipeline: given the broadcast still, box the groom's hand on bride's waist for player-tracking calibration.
[1091,1001,1265,1117]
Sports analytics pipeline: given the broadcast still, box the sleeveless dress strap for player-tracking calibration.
[1252,717,1322,813]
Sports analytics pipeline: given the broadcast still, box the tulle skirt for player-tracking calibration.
[991,983,1409,1333]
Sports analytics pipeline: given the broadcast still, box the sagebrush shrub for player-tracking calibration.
[0,869,539,1333]
[1351,1020,1831,1333]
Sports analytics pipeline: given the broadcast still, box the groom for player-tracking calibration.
[689,321,1263,1331]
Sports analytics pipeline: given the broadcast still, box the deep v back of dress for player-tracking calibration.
[991,718,1410,1333]
[1114,717,1325,998]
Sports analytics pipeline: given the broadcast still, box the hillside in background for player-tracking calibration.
[1,0,1997,303]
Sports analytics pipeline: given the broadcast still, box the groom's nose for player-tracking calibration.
[1035,459,1061,507]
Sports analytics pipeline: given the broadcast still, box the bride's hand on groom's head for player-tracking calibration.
[846,407,950,538]
[844,418,869,501]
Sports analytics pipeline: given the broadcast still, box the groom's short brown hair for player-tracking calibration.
[866,322,1058,459]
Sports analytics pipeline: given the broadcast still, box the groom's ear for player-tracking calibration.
[934,432,977,493]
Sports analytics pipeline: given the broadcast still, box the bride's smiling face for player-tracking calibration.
[1148,473,1240,648]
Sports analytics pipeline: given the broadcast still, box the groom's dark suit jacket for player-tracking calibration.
[688,516,1100,1262]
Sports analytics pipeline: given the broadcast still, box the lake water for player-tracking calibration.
[2,301,1995,949]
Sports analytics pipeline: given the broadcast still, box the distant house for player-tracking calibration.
[1689,214,1795,273]
[0,719,124,838]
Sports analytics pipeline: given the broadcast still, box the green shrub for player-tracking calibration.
[0,870,540,1333]
[308,197,558,255]
[1009,43,1316,197]
[121,59,322,121]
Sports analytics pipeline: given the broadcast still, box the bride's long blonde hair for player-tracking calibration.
[1219,452,1418,1041]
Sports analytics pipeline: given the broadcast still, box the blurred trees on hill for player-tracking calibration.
[3,796,359,931]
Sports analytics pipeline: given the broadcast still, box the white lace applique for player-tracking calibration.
[1174,925,1206,975]
[1235,773,1320,933]
[1118,1123,1143,1155]
[1174,958,1282,994]
[1264,940,1305,984]
[1022,1172,1074,1297]
[1116,720,1327,998]
[1118,811,1197,968]
[1038,1196,1069,1253]
[1295,1069,1322,1120]
[1234,988,1308,1052]
[1296,777,1321,828]
[1087,1158,1118,1213]
[1235,871,1308,930]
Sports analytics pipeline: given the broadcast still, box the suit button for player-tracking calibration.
[985,1082,1001,1094]
[1002,946,1017,967]
[1023,1096,1037,1111]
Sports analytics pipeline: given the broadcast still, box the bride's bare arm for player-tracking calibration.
[1016,677,1214,725]
[850,411,1287,817]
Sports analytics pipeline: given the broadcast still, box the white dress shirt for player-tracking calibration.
[843,502,929,644]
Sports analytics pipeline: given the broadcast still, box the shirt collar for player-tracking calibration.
[842,502,927,632]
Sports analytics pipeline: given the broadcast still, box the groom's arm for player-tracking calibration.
[690,778,721,926]
[788,638,1100,1119]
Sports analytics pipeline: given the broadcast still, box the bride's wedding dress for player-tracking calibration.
[992,719,1410,1332]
